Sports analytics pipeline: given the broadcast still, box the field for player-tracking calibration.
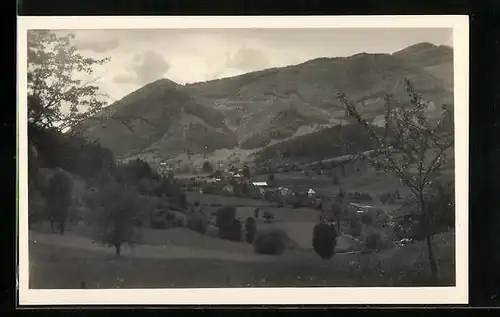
[252,170,412,197]
[28,168,455,289]
[29,231,455,289]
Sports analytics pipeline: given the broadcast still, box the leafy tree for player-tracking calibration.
[244,217,257,243]
[242,165,251,178]
[337,79,454,283]
[216,206,237,239]
[312,222,338,260]
[91,182,143,256]
[27,30,110,131]
[45,169,74,234]
[202,161,214,173]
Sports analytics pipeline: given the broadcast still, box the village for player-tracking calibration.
[153,157,402,235]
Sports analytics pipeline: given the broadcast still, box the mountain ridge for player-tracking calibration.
[78,42,454,165]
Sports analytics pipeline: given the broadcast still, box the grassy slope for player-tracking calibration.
[29,231,455,289]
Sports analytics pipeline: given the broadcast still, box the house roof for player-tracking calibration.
[252,182,268,186]
[349,202,376,209]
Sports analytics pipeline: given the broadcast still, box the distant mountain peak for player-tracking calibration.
[392,42,452,56]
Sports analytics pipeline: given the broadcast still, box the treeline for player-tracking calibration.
[254,123,383,164]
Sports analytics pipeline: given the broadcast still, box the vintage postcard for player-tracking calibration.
[17,15,469,305]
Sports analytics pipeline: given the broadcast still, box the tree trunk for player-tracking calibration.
[426,235,439,284]
[418,191,439,284]
[115,244,121,256]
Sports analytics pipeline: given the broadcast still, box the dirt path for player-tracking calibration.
[29,230,279,263]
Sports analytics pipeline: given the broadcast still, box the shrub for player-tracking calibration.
[244,217,257,244]
[312,222,338,260]
[186,213,209,234]
[263,211,275,223]
[254,230,290,255]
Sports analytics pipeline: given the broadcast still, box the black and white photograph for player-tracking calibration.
[17,16,469,305]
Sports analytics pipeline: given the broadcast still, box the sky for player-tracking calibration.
[54,28,453,103]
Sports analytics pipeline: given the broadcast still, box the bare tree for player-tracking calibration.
[337,79,454,283]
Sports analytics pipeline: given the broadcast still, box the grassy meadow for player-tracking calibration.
[28,161,455,290]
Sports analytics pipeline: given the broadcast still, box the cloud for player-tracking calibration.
[75,39,120,53]
[113,73,137,84]
[225,47,270,71]
[112,50,171,86]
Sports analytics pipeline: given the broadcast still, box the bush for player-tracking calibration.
[312,222,338,260]
[263,211,275,223]
[244,217,257,244]
[186,213,209,234]
[254,230,290,255]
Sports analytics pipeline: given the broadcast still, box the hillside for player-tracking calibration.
[78,42,453,163]
[186,44,453,148]
[77,79,238,159]
[392,42,453,91]
[252,123,383,166]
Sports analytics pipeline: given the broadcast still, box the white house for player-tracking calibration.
[252,181,268,187]
[307,188,316,196]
